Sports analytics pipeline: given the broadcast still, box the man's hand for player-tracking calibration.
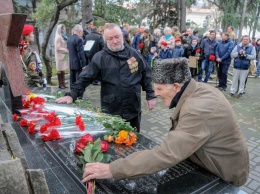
[147,98,156,110]
[216,58,222,62]
[239,49,244,54]
[55,96,73,104]
[82,163,113,183]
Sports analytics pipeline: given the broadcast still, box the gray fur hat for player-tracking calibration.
[152,58,191,84]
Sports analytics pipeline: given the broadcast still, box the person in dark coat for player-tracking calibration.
[83,18,93,40]
[215,32,234,91]
[84,26,104,85]
[67,24,86,90]
[56,23,156,132]
[132,26,145,49]
[198,30,218,83]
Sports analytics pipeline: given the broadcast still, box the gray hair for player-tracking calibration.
[154,28,161,35]
[73,24,83,33]
[164,27,172,35]
[104,23,121,32]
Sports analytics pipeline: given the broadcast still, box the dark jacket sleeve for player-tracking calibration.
[136,52,155,100]
[70,56,101,101]
[75,38,86,68]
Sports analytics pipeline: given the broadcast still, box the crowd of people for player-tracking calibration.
[14,20,253,189]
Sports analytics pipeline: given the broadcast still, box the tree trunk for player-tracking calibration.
[238,0,247,40]
[31,0,40,53]
[40,0,78,85]
[81,0,87,28]
[82,0,93,29]
[252,3,260,39]
[180,0,186,32]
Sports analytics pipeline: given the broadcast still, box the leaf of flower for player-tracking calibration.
[92,150,101,161]
[103,122,112,128]
[92,138,101,151]
[95,152,104,162]
[102,154,111,163]
[78,155,85,165]
[84,146,92,163]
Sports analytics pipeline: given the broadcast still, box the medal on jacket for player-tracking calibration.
[127,57,138,73]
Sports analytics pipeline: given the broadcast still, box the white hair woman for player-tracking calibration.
[54,24,69,89]
[158,26,175,49]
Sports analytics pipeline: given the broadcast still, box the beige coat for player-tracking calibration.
[55,36,69,71]
[110,79,249,187]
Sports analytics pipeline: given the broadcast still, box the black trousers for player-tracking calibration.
[126,112,141,133]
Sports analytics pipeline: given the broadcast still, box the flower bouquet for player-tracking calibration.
[74,134,111,194]
[102,118,137,146]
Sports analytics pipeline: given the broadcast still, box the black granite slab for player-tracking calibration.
[45,132,244,194]
[0,88,246,194]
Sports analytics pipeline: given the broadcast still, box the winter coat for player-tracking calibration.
[158,35,175,49]
[83,31,104,62]
[69,43,155,120]
[132,33,142,49]
[159,48,172,59]
[109,79,249,187]
[183,44,200,58]
[67,34,86,70]
[215,38,234,65]
[200,38,218,59]
[171,45,184,58]
[231,43,256,70]
[55,36,69,71]
[138,34,156,59]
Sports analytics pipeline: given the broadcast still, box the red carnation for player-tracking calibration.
[80,134,94,145]
[209,54,216,61]
[101,140,109,152]
[138,43,144,48]
[13,113,19,121]
[196,48,201,53]
[28,122,37,134]
[22,99,30,109]
[49,129,62,140]
[78,121,85,131]
[20,119,29,127]
[75,115,82,125]
[40,123,49,133]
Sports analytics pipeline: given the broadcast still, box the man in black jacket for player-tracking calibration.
[67,24,86,89]
[84,26,104,85]
[56,23,156,132]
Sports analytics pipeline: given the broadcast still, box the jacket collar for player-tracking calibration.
[171,79,197,120]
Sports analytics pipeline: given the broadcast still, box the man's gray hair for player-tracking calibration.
[73,24,83,33]
[104,23,121,31]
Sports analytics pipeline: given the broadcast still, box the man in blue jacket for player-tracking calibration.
[230,35,256,97]
[198,30,218,83]
[215,32,234,91]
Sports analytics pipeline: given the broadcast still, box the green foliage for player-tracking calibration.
[31,0,56,28]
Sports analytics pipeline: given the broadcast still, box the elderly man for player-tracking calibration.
[56,23,156,132]
[81,58,249,187]
[67,24,86,90]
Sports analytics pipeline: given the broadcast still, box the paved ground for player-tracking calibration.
[54,71,260,194]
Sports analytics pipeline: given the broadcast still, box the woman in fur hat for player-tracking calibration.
[19,24,46,88]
